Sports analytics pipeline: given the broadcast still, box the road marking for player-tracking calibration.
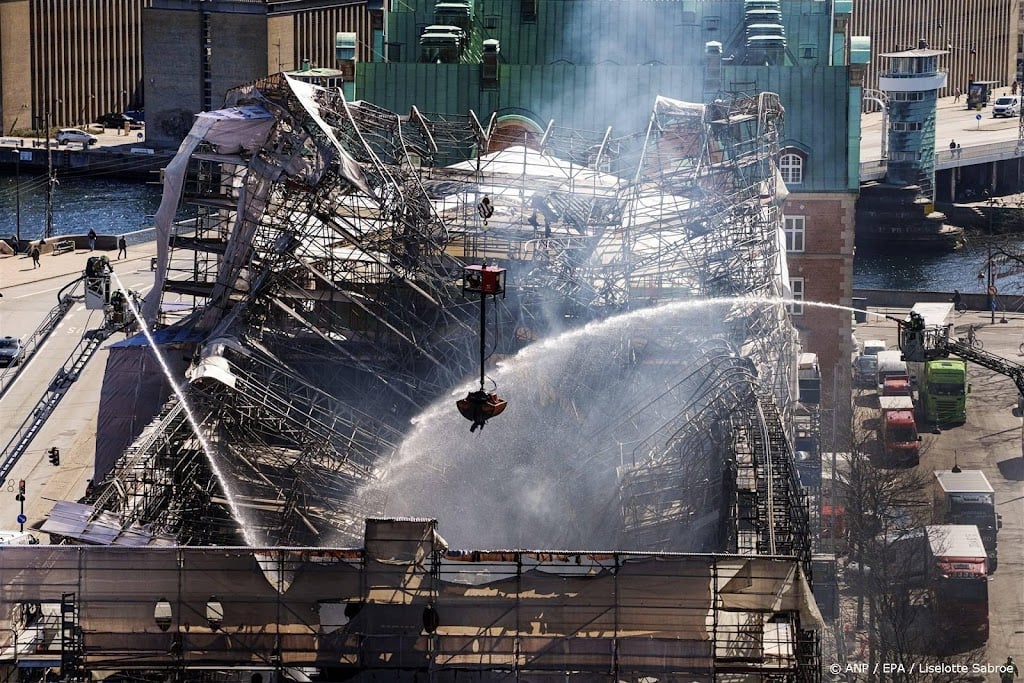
[9,276,154,300]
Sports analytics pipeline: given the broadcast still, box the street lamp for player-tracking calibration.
[205,596,223,630]
[154,598,173,632]
[77,94,95,128]
[44,100,59,240]
[983,195,1008,324]
[10,149,20,250]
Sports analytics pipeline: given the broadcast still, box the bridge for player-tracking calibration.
[860,94,1024,199]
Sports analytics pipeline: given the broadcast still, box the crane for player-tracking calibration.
[456,264,508,432]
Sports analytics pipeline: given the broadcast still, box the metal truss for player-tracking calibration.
[89,76,806,562]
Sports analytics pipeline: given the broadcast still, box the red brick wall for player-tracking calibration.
[784,192,857,438]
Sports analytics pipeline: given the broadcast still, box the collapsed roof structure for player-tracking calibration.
[35,73,821,677]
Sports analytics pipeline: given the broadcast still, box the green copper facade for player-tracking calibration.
[355,0,863,194]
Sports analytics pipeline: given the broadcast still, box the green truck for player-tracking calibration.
[919,359,968,423]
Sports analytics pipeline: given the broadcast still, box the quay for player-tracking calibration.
[0,128,172,180]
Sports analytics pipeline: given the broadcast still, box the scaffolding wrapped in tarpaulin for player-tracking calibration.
[0,520,819,678]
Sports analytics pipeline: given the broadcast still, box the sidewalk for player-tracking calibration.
[0,239,159,291]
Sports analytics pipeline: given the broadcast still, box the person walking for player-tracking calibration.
[1001,656,1019,683]
[949,139,957,157]
[953,86,961,103]
[29,244,40,268]
[117,235,127,260]
[87,228,97,251]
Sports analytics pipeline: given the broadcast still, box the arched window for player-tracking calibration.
[780,151,804,185]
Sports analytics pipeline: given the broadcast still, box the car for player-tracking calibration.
[853,354,878,388]
[992,95,1020,118]
[0,336,24,367]
[123,110,145,128]
[96,112,131,129]
[55,128,98,146]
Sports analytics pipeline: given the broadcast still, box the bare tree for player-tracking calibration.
[837,422,986,682]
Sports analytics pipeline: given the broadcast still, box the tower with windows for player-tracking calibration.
[878,40,947,195]
[855,39,963,250]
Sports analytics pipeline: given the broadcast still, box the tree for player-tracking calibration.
[836,420,985,681]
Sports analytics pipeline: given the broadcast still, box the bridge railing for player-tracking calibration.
[861,138,1024,181]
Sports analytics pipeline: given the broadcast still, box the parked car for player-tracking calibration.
[123,110,145,128]
[0,336,24,367]
[96,112,132,129]
[853,353,878,388]
[56,128,98,146]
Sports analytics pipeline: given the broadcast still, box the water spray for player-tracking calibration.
[111,272,257,546]
[455,263,508,432]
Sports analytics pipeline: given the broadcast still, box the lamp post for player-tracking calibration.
[987,239,995,325]
[983,196,1008,324]
[74,94,94,130]
[44,100,59,240]
[10,149,21,250]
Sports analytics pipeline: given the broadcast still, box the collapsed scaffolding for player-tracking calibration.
[43,72,821,676]
[84,75,806,550]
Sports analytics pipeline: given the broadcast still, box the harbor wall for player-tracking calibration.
[854,288,1024,313]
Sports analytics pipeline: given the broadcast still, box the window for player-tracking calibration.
[891,91,924,101]
[784,215,806,252]
[888,150,921,162]
[891,121,922,131]
[788,278,804,315]
[780,152,804,184]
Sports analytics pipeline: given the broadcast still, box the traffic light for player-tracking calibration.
[15,480,25,502]
[48,447,60,466]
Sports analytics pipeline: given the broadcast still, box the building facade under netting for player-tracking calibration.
[0,520,823,681]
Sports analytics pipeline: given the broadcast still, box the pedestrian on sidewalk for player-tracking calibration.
[117,235,127,260]
[29,244,40,268]
[949,139,957,157]
[87,228,97,251]
[953,86,961,103]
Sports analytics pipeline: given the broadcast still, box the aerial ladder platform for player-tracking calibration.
[0,326,114,485]
[895,315,1024,396]
[0,278,83,400]
[0,259,131,485]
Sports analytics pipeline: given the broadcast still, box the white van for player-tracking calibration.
[862,339,886,356]
[993,95,1020,118]
[875,349,908,389]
